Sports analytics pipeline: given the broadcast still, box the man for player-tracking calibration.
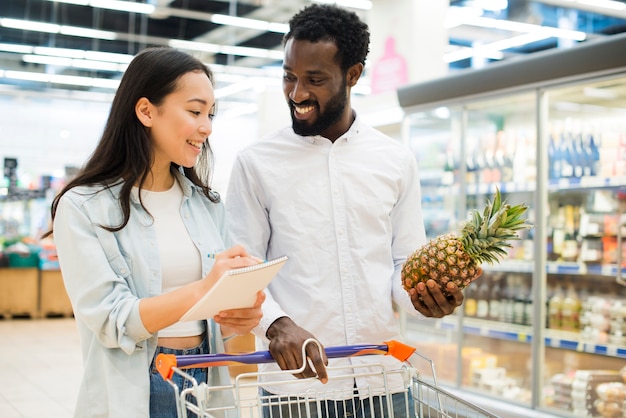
[226,4,473,417]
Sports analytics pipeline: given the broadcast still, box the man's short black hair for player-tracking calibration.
[284,4,370,73]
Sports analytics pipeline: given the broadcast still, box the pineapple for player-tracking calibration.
[402,189,532,294]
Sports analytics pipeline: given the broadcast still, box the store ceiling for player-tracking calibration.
[0,0,625,109]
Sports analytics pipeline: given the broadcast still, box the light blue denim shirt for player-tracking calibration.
[53,171,231,417]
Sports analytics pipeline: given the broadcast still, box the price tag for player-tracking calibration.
[606,345,618,357]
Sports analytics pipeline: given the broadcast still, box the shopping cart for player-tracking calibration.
[156,339,499,418]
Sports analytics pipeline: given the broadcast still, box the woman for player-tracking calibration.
[45,46,264,417]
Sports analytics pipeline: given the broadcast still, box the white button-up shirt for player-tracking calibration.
[226,115,427,396]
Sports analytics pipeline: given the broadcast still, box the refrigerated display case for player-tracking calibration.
[396,33,626,417]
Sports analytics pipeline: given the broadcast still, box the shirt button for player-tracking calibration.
[120,268,126,274]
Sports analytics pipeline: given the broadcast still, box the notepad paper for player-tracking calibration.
[180,255,288,322]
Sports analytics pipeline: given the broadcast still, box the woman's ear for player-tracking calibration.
[135,97,154,127]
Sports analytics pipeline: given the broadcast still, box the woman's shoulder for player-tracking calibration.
[61,182,122,208]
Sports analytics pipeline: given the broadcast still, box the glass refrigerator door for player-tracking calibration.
[401,106,464,384]
[541,75,626,417]
[459,92,538,407]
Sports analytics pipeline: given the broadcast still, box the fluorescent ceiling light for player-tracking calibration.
[33,46,86,59]
[312,0,372,10]
[578,0,626,11]
[23,54,128,72]
[84,50,133,64]
[168,39,283,60]
[168,40,221,54]
[2,69,120,89]
[0,43,33,54]
[0,18,118,41]
[44,0,289,33]
[45,0,154,14]
[210,14,288,33]
[60,26,117,40]
[454,16,586,41]
[444,32,551,63]
[0,18,60,33]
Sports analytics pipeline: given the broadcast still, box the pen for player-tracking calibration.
[207,253,266,264]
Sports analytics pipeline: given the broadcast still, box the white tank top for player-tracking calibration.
[137,180,204,337]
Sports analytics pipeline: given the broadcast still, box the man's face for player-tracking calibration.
[282,38,350,141]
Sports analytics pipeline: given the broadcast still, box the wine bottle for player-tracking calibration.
[488,276,502,321]
[476,279,490,319]
[559,133,574,178]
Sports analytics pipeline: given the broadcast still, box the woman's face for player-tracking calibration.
[142,70,215,170]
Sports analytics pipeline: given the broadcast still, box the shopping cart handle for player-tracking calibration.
[156,340,415,380]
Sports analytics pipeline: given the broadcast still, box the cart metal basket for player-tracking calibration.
[156,339,499,418]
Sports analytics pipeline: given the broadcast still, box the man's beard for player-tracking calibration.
[290,86,347,137]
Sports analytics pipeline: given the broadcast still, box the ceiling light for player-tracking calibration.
[45,0,154,14]
[2,69,120,89]
[60,26,117,40]
[23,54,127,72]
[0,18,118,41]
[444,32,552,63]
[0,18,60,33]
[311,0,372,10]
[168,39,284,60]
[0,43,33,54]
[579,0,626,11]
[210,14,288,33]
[451,15,586,41]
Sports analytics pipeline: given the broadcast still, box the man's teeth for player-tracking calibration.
[295,105,314,114]
[187,140,203,149]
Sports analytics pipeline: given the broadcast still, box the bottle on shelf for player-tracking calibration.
[501,276,516,324]
[548,131,561,181]
[464,283,477,318]
[513,279,528,325]
[561,283,581,332]
[587,133,600,177]
[548,284,564,330]
[559,131,575,179]
[524,286,534,326]
[561,205,580,262]
[488,275,503,321]
[475,279,490,319]
[552,205,566,260]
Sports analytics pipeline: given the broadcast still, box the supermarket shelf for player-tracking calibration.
[439,176,626,196]
[437,317,626,359]
[484,260,626,276]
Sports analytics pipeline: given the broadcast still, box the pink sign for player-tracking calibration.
[371,36,408,94]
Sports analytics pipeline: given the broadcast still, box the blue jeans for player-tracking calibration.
[150,338,209,418]
[260,386,414,418]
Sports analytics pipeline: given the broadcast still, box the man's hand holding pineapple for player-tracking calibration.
[403,189,532,317]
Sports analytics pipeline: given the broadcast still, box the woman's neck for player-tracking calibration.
[140,168,175,192]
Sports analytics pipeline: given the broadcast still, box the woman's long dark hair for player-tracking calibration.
[44,46,218,237]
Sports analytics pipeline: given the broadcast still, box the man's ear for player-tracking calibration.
[135,97,154,127]
[346,63,364,88]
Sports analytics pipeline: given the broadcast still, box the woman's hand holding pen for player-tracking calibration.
[202,244,263,289]
[204,244,265,336]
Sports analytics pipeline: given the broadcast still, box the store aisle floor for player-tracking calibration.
[0,317,81,418]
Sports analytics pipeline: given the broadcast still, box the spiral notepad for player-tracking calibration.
[180,255,288,321]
